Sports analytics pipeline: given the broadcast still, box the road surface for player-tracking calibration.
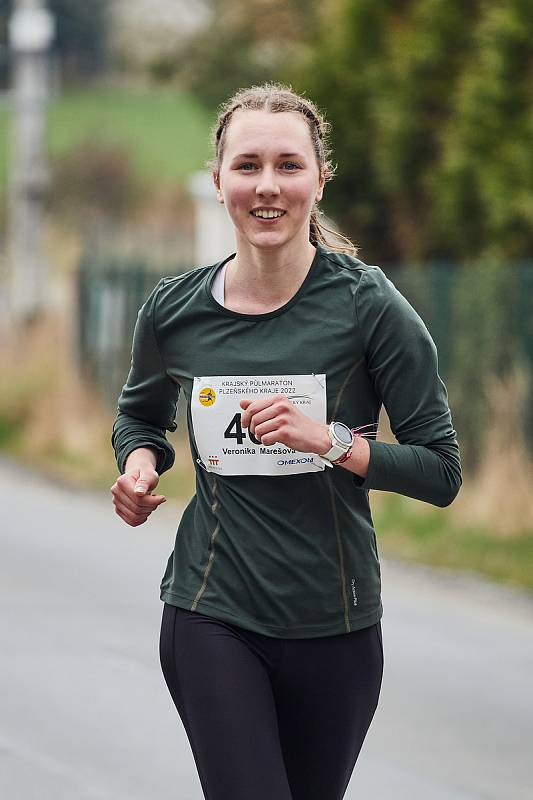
[1,456,532,799]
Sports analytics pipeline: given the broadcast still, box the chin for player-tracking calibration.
[243,227,299,250]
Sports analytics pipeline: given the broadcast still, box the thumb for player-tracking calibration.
[134,470,154,495]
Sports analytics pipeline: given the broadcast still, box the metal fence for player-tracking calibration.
[391,261,533,380]
[391,261,533,468]
[77,254,533,469]
[77,256,182,408]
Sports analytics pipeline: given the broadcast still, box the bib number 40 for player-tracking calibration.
[224,413,263,446]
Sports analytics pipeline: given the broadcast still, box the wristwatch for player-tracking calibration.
[317,421,354,468]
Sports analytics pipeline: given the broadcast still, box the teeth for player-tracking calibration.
[252,209,285,218]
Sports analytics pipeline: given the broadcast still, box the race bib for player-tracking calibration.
[191,374,327,476]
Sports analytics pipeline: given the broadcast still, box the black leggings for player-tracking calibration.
[159,602,384,800]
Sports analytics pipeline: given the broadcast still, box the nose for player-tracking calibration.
[255,165,280,197]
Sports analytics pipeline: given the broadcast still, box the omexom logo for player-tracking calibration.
[277,457,314,466]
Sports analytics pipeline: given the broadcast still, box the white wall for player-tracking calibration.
[188,171,236,266]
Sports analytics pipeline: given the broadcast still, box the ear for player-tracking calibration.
[315,169,326,204]
[213,171,224,204]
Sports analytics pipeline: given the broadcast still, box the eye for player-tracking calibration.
[236,161,301,171]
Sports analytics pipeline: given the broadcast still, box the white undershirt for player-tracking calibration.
[211,261,228,306]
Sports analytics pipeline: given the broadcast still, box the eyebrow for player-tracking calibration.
[231,152,306,160]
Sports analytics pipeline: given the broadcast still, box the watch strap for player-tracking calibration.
[317,427,363,468]
[318,422,354,466]
[321,440,347,461]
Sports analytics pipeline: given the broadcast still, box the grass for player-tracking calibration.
[0,101,7,190]
[0,373,195,503]
[0,411,22,448]
[0,305,195,503]
[0,85,213,192]
[373,492,533,592]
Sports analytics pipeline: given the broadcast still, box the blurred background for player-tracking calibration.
[1,0,532,588]
[1,3,533,798]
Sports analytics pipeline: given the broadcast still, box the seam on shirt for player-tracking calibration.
[331,356,366,420]
[150,279,169,375]
[325,470,351,633]
[320,250,367,273]
[159,263,214,289]
[353,267,368,343]
[353,268,386,410]
[150,279,180,434]
[191,475,221,611]
[329,356,374,631]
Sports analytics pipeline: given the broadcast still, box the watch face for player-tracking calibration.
[332,422,353,445]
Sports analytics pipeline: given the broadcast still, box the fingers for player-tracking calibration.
[246,404,282,436]
[252,418,283,446]
[239,395,277,427]
[239,395,321,452]
[112,471,162,499]
[113,498,151,527]
[111,477,162,504]
[110,471,166,527]
[111,490,165,526]
[240,394,289,430]
[111,487,164,515]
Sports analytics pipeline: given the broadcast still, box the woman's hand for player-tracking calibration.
[240,394,331,454]
[110,447,166,527]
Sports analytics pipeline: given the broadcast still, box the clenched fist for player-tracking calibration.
[240,394,330,454]
[111,447,166,527]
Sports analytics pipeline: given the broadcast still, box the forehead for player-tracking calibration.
[223,109,313,155]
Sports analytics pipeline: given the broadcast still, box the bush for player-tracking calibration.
[48,141,142,225]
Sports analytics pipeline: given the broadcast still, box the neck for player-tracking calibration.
[226,234,318,307]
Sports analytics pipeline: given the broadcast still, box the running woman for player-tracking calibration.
[111,82,462,800]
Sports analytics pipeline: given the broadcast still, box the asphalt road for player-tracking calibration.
[1,456,532,799]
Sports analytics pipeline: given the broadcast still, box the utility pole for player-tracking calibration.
[7,0,55,324]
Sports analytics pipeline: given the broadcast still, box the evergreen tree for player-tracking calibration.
[301,0,533,264]
[434,0,533,260]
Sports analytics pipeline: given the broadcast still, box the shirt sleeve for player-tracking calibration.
[111,279,179,475]
[353,266,462,507]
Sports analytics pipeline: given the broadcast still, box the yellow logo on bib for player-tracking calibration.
[199,387,217,406]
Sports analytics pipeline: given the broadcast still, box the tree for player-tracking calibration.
[434,0,533,261]
[299,0,533,264]
[174,0,321,109]
[298,0,480,263]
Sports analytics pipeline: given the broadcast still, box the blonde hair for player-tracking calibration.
[207,82,358,256]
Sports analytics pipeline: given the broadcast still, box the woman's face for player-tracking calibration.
[214,109,325,252]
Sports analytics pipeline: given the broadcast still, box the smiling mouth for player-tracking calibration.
[250,209,287,219]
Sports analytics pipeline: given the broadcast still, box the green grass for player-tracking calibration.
[0,86,214,191]
[0,102,9,190]
[373,493,533,592]
[0,412,23,448]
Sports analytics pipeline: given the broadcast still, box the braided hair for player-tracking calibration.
[207,82,358,256]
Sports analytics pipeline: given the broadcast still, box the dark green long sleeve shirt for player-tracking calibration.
[112,243,462,638]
